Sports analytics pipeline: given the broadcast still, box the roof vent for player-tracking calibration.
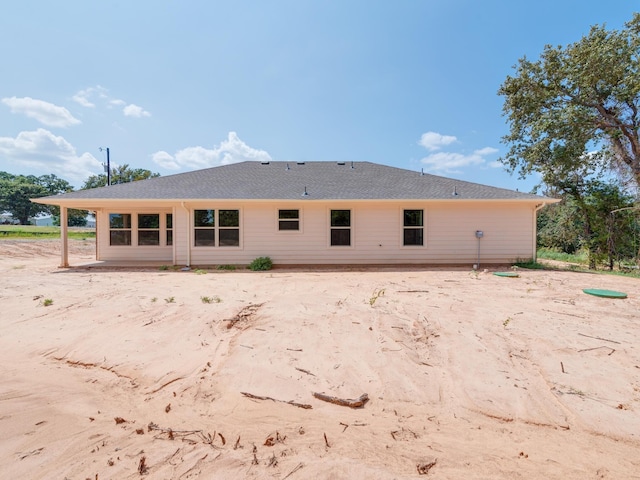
[302,186,309,197]
[337,161,346,166]
[350,161,355,169]
[297,161,305,165]
[452,186,459,196]
[420,168,424,176]
[261,160,270,165]
[285,163,290,170]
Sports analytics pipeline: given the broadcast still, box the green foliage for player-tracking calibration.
[217,264,236,271]
[537,182,638,269]
[164,296,175,303]
[0,225,95,239]
[159,265,169,271]
[82,164,160,189]
[43,298,53,307]
[499,13,640,190]
[194,269,207,275]
[0,172,80,225]
[201,295,222,304]
[248,256,273,271]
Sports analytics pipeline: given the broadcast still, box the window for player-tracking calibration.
[166,213,173,246]
[279,209,299,231]
[403,209,424,246]
[109,213,131,246]
[330,210,351,246]
[138,214,160,246]
[193,209,240,247]
[194,209,215,246]
[218,210,240,246]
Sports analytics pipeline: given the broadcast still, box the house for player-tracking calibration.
[32,161,556,268]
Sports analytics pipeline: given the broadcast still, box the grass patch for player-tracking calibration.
[537,247,588,265]
[0,225,95,240]
[217,264,236,271]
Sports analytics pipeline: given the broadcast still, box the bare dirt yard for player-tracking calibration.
[1,239,639,479]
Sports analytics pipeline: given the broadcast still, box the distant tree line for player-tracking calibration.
[0,165,159,227]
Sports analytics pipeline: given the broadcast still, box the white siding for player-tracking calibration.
[91,200,537,266]
[96,208,174,262]
[168,200,536,266]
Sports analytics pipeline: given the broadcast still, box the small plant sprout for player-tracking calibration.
[369,288,385,306]
[151,297,158,303]
[159,265,169,271]
[201,295,222,304]
[194,269,207,275]
[503,317,512,328]
[43,298,53,307]
[165,296,176,304]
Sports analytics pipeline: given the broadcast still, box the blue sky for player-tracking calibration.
[0,1,637,191]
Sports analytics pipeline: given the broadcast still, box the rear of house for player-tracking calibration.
[33,161,553,267]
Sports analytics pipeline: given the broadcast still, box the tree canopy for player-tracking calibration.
[0,172,73,224]
[499,13,640,192]
[83,164,160,189]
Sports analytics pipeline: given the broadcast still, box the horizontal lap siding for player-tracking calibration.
[184,201,535,265]
[426,202,534,263]
[96,208,174,262]
[95,201,536,265]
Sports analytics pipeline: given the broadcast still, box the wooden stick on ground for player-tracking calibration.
[312,392,369,408]
[241,392,313,409]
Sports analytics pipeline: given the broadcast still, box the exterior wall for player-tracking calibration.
[95,207,174,262]
[94,200,536,265]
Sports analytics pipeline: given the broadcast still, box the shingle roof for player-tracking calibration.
[37,161,546,202]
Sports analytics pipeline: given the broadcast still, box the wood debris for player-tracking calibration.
[312,392,369,408]
[241,392,313,409]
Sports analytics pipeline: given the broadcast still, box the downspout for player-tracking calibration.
[181,202,191,267]
[533,203,547,263]
[60,206,69,267]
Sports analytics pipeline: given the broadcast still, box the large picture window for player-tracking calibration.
[109,213,131,246]
[403,209,424,246]
[193,209,240,247]
[138,214,160,246]
[330,210,351,246]
[278,209,299,231]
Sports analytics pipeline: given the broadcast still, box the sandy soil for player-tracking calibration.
[1,239,639,479]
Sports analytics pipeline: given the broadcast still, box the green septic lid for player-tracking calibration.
[493,272,520,277]
[583,288,627,299]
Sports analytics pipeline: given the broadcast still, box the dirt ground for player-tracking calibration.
[1,239,639,479]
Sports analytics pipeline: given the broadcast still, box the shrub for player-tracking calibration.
[249,256,273,271]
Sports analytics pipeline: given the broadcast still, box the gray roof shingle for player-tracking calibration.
[37,161,546,202]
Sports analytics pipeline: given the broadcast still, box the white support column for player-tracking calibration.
[60,206,69,267]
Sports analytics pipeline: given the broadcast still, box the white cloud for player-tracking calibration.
[151,132,272,170]
[151,150,180,170]
[0,128,101,185]
[419,136,500,174]
[123,103,151,118]
[418,131,457,151]
[72,86,109,108]
[2,96,81,128]
[73,86,149,118]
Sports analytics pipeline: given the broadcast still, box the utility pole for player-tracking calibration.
[100,147,111,186]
